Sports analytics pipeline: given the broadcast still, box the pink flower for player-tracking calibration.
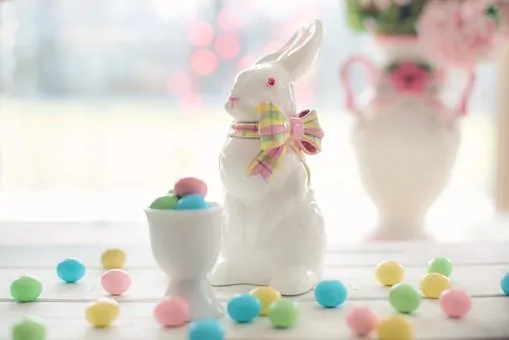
[417,0,503,70]
[388,62,430,94]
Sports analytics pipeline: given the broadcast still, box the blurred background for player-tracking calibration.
[0,0,500,242]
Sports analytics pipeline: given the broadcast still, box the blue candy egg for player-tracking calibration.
[227,293,261,323]
[501,273,509,296]
[189,319,224,340]
[56,258,85,283]
[175,194,209,210]
[314,280,348,308]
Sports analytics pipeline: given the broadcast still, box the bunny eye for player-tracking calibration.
[266,78,276,88]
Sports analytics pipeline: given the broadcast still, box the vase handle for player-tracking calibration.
[454,71,476,119]
[339,55,377,122]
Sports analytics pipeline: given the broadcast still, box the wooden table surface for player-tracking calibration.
[1,240,509,340]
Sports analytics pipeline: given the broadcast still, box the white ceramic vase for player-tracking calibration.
[144,203,224,319]
[340,36,476,240]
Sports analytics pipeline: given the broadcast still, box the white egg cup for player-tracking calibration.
[144,203,224,319]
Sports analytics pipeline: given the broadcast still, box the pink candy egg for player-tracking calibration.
[346,306,378,337]
[101,269,131,296]
[154,297,189,327]
[439,288,472,319]
[174,177,207,198]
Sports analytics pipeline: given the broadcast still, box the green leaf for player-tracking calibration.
[387,62,399,71]
[486,5,501,24]
[418,62,432,72]
[346,0,366,32]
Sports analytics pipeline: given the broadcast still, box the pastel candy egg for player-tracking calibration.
[227,293,261,323]
[175,194,209,210]
[501,273,509,296]
[346,307,378,337]
[10,276,43,303]
[150,195,179,210]
[268,299,299,329]
[375,261,405,286]
[420,273,451,299]
[154,297,189,327]
[11,316,46,340]
[427,257,453,277]
[85,298,119,327]
[388,283,421,314]
[57,258,85,283]
[189,319,224,340]
[249,286,281,316]
[174,177,208,198]
[377,315,413,340]
[101,248,126,269]
[314,280,348,308]
[101,269,131,296]
[439,288,472,318]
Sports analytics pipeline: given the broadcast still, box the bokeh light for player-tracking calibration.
[178,92,203,112]
[167,72,192,95]
[214,34,240,60]
[188,21,215,47]
[236,55,256,71]
[190,49,218,76]
[217,7,242,32]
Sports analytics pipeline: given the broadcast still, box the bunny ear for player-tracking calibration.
[255,26,306,65]
[277,19,323,81]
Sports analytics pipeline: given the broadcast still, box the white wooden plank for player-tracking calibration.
[0,265,506,301]
[0,298,507,339]
[1,242,509,269]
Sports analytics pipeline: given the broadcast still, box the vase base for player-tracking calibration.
[366,227,434,241]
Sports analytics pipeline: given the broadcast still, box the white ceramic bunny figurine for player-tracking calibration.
[209,19,326,296]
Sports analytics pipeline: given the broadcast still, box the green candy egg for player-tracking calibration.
[10,276,43,303]
[149,195,179,210]
[268,299,299,329]
[427,257,453,277]
[388,283,421,314]
[12,316,46,340]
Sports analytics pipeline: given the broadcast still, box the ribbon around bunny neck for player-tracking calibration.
[229,102,324,183]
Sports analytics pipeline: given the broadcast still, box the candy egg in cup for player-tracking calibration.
[144,197,224,319]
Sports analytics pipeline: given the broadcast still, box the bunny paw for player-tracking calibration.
[269,266,318,296]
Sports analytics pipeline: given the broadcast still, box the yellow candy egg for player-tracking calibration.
[377,314,413,340]
[101,249,126,270]
[420,273,451,299]
[85,298,119,327]
[375,261,405,286]
[250,286,281,316]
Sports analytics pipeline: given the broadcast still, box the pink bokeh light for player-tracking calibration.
[178,92,203,112]
[214,34,240,60]
[236,55,255,71]
[188,21,215,47]
[190,49,218,76]
[217,7,242,32]
[167,72,192,95]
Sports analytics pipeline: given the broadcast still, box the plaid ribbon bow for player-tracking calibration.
[230,102,324,182]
